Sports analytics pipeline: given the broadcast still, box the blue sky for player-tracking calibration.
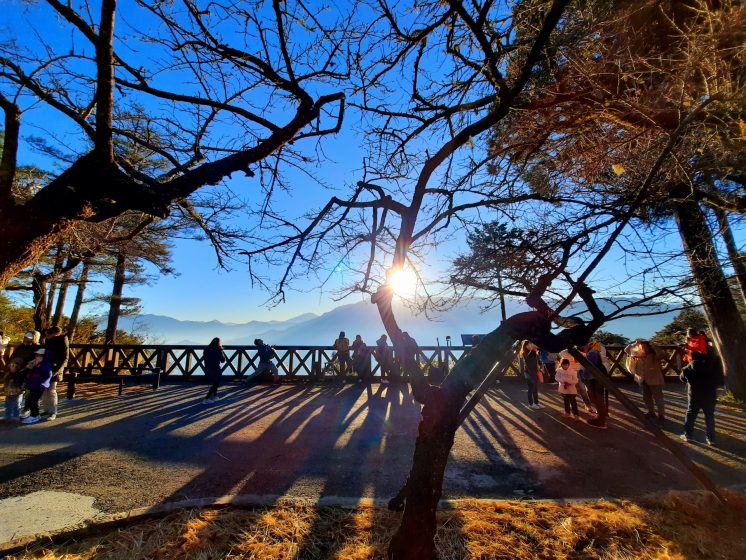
[4,1,744,327]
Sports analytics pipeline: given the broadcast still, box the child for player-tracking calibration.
[555,358,580,420]
[3,358,26,421]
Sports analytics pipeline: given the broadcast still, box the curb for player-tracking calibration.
[2,487,743,557]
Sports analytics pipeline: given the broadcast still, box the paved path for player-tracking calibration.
[0,380,744,515]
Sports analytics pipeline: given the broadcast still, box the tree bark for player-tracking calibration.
[105,252,126,344]
[67,261,89,342]
[32,272,48,333]
[52,267,74,327]
[675,198,746,400]
[714,209,746,307]
[387,310,596,558]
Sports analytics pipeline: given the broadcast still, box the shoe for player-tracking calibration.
[529,403,539,409]
[19,411,30,420]
[534,403,545,409]
[22,416,40,424]
[706,437,715,446]
[573,415,582,421]
[562,412,572,418]
[586,418,607,429]
[46,414,57,421]
[679,434,691,443]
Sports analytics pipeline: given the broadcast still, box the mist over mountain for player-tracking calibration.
[115,299,677,346]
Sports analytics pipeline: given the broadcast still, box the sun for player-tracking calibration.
[387,266,418,297]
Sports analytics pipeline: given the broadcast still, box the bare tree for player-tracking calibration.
[0,0,348,286]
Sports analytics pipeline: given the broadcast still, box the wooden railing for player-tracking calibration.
[64,343,687,381]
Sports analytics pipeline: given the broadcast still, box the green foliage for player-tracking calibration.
[651,309,708,345]
[0,294,35,342]
[592,330,630,346]
[0,297,144,344]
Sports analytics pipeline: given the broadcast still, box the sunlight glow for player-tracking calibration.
[387,266,417,297]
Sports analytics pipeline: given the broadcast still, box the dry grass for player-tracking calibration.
[9,491,746,560]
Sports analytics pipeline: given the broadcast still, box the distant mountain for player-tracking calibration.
[114,299,678,346]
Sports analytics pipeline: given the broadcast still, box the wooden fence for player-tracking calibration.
[63,343,686,381]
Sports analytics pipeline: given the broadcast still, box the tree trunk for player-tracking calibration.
[67,262,89,342]
[44,243,66,326]
[714,209,746,307]
[386,309,596,558]
[105,252,126,345]
[52,268,74,327]
[32,273,48,332]
[675,198,746,400]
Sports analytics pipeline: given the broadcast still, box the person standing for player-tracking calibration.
[333,331,352,375]
[252,339,279,383]
[351,335,371,381]
[3,358,25,421]
[539,349,558,383]
[583,341,609,429]
[625,339,666,424]
[680,352,719,445]
[555,358,580,420]
[43,326,69,421]
[21,349,52,425]
[375,334,393,381]
[0,331,10,368]
[13,331,41,419]
[520,340,544,409]
[559,349,595,413]
[203,337,227,403]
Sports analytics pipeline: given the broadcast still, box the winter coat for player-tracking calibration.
[522,350,540,382]
[257,343,274,364]
[25,361,53,390]
[555,367,578,395]
[203,346,227,380]
[680,358,718,400]
[10,343,40,368]
[45,335,70,381]
[625,344,664,386]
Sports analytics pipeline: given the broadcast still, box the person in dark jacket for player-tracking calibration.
[680,351,719,445]
[20,348,52,424]
[203,337,227,403]
[251,339,279,383]
[43,326,69,420]
[520,340,544,409]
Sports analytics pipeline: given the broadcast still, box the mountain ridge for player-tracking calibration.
[113,299,678,345]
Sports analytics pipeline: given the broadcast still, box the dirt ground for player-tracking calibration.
[0,379,744,513]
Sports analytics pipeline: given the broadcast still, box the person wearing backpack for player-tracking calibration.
[582,341,609,429]
[333,331,352,376]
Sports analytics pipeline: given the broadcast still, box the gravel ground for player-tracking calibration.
[1,379,743,514]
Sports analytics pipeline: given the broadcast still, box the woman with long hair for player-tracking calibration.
[203,337,227,403]
[520,340,543,409]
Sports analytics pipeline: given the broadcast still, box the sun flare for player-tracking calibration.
[387,266,417,296]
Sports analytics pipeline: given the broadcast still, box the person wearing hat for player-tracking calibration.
[11,331,41,368]
[20,348,52,424]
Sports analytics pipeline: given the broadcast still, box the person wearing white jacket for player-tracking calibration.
[555,358,580,419]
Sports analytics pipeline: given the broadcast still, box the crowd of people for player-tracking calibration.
[2,327,70,424]
[3,325,724,446]
[519,328,722,444]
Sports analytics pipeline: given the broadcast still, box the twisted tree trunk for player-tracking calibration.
[386,309,597,559]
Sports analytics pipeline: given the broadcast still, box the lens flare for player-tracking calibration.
[387,266,417,296]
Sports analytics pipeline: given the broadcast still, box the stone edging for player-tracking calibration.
[2,487,744,557]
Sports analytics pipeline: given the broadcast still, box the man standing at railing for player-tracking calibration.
[251,338,279,384]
